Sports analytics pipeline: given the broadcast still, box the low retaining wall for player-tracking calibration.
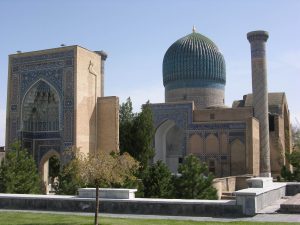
[235,182,286,216]
[285,182,300,196]
[0,194,242,217]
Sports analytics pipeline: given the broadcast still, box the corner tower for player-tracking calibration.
[163,28,226,109]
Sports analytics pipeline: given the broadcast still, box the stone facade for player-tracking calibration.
[150,102,260,177]
[233,93,292,177]
[151,92,290,178]
[165,87,224,109]
[5,46,119,183]
[150,30,292,178]
[97,96,119,154]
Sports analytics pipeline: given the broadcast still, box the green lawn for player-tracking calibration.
[0,212,299,225]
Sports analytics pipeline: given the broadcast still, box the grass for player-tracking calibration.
[0,212,299,225]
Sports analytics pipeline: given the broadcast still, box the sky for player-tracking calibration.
[0,0,299,146]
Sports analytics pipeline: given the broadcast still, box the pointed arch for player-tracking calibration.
[205,133,219,154]
[21,79,61,131]
[230,138,246,176]
[188,134,203,155]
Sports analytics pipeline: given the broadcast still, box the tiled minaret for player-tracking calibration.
[247,30,271,177]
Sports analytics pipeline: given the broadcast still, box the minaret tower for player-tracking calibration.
[247,30,271,177]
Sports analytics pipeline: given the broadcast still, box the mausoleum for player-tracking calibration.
[150,29,292,178]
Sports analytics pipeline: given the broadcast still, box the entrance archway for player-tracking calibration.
[154,120,184,173]
[39,150,60,194]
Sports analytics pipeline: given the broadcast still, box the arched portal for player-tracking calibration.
[22,80,60,132]
[39,150,60,194]
[154,120,184,173]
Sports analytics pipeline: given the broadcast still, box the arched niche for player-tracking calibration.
[230,139,246,176]
[205,133,219,154]
[188,134,203,155]
[22,80,60,132]
[154,120,184,173]
[154,120,175,163]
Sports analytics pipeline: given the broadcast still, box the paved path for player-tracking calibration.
[1,209,300,223]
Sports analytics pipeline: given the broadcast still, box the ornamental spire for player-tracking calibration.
[192,25,196,33]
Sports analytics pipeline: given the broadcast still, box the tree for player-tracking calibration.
[281,126,300,181]
[292,126,300,150]
[78,151,139,225]
[281,150,300,181]
[0,141,42,194]
[119,97,135,155]
[119,98,155,172]
[142,160,173,198]
[54,149,83,195]
[131,102,155,170]
[173,154,217,200]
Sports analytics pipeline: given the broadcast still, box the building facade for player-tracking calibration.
[150,29,292,178]
[5,46,119,186]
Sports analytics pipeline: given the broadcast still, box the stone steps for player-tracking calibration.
[280,193,300,213]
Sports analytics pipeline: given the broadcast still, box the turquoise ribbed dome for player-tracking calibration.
[163,32,226,90]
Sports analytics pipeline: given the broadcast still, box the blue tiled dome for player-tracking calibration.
[163,32,226,90]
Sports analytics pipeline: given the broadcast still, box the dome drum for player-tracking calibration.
[165,87,224,109]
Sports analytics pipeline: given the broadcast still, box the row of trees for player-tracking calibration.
[0,98,218,225]
[0,98,220,199]
[142,156,217,199]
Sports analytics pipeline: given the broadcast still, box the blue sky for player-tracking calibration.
[0,0,299,146]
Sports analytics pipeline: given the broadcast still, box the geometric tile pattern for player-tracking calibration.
[150,102,246,157]
[8,49,75,163]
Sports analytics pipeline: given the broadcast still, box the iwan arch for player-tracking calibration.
[5,46,119,189]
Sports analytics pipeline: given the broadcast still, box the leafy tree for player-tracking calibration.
[173,154,217,200]
[131,102,155,170]
[142,160,173,198]
[281,126,300,181]
[119,97,135,155]
[78,151,139,225]
[281,150,300,181]
[292,126,300,150]
[0,141,42,194]
[119,99,155,172]
[54,149,83,195]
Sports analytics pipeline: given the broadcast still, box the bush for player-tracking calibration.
[0,142,42,194]
[173,154,217,200]
[142,161,173,198]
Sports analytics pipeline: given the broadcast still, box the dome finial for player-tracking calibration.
[192,25,196,33]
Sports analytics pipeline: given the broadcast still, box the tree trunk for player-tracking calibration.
[94,185,99,225]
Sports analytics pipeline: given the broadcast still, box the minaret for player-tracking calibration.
[247,30,271,177]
